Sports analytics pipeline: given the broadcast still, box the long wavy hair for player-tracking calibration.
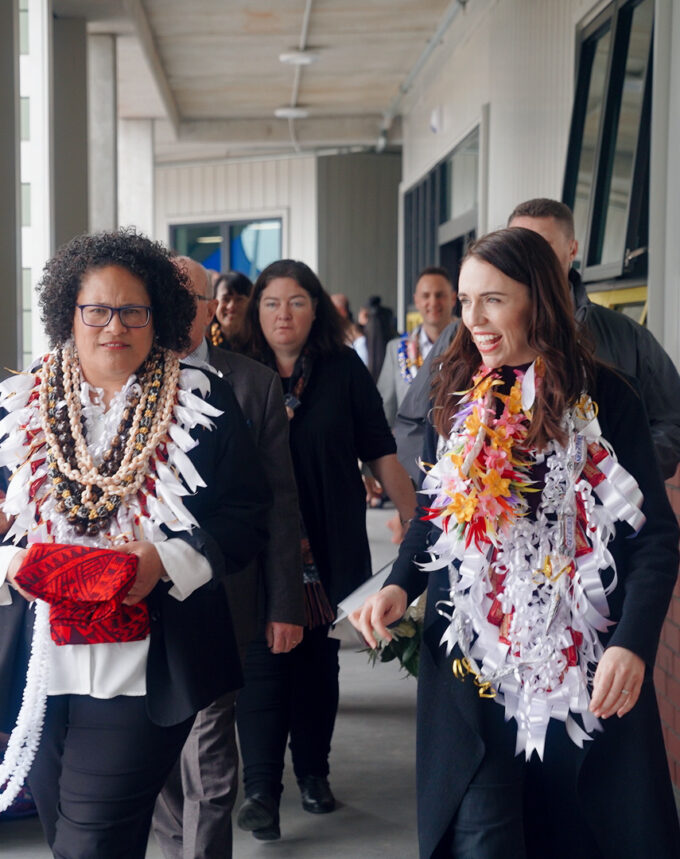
[432,228,597,448]
[239,259,345,362]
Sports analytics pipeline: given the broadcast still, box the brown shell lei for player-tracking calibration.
[38,342,181,536]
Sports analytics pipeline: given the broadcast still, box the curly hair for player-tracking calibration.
[432,228,597,449]
[238,259,345,362]
[37,228,195,353]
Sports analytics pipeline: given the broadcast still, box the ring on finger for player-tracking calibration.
[620,688,630,695]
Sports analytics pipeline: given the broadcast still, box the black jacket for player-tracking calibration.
[387,366,680,857]
[0,367,271,729]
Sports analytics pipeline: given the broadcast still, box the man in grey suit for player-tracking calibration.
[377,267,456,428]
[153,257,305,859]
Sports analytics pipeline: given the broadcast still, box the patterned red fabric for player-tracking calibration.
[14,543,149,646]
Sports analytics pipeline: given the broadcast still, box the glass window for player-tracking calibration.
[19,1,29,55]
[22,268,32,307]
[20,97,30,141]
[170,219,282,280]
[570,25,612,269]
[229,221,282,281]
[19,96,31,140]
[22,311,31,353]
[171,223,224,269]
[563,0,653,283]
[443,128,479,224]
[591,0,653,267]
[403,127,479,312]
[21,183,30,227]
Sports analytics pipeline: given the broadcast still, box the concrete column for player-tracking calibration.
[650,0,680,368]
[118,118,155,238]
[0,1,21,376]
[53,17,88,249]
[88,34,117,232]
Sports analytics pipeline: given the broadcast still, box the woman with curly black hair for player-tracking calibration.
[0,229,270,857]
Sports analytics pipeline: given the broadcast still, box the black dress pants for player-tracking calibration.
[436,695,526,859]
[435,699,602,859]
[28,694,193,859]
[236,624,340,796]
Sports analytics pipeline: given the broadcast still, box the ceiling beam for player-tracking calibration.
[122,0,179,135]
[176,115,402,150]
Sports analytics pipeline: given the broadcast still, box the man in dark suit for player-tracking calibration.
[153,258,305,859]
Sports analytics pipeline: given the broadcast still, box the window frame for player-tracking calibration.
[402,126,480,309]
[563,0,653,284]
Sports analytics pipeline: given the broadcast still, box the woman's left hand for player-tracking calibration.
[119,541,165,605]
[590,645,645,719]
[266,621,304,654]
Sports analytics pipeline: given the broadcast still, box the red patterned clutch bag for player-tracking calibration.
[14,543,150,646]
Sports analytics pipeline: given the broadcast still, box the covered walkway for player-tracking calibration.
[0,508,420,858]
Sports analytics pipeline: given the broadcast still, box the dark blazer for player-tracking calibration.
[207,344,305,645]
[0,366,271,729]
[387,366,680,857]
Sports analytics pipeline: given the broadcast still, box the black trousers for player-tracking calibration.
[28,694,192,859]
[236,625,340,796]
[435,699,602,859]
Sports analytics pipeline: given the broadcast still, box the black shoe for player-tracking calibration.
[297,775,336,814]
[237,793,281,840]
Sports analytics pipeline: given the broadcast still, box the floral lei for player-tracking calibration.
[422,365,536,548]
[396,329,424,384]
[419,361,646,759]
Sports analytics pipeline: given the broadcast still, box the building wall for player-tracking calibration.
[660,467,680,798]
[401,0,595,227]
[317,151,401,313]
[154,154,318,268]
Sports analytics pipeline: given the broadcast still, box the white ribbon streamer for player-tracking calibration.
[421,394,645,758]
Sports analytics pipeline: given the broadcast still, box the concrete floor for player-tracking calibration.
[0,508,420,858]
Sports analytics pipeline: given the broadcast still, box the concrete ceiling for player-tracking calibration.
[55,0,466,160]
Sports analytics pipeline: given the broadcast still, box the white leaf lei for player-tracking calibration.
[419,364,645,759]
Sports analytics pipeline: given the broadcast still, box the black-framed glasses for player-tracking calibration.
[76,304,152,328]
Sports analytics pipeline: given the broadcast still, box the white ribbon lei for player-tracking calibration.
[0,362,220,811]
[419,368,645,760]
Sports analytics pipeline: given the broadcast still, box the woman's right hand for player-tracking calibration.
[6,549,34,601]
[349,584,408,649]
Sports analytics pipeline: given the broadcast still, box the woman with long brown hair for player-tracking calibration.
[351,228,680,857]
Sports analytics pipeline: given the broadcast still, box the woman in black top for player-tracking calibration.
[351,229,680,858]
[235,259,416,841]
